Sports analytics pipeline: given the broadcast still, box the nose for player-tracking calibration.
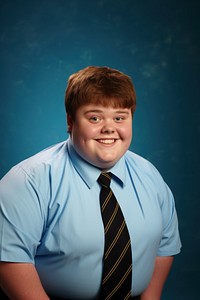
[101,121,115,134]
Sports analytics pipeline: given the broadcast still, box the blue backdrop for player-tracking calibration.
[0,0,199,298]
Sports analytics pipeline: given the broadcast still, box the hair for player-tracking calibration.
[65,66,136,120]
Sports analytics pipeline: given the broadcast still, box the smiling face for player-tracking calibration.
[67,104,133,170]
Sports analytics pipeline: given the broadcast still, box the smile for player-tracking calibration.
[97,139,116,144]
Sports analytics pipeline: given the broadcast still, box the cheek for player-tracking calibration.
[119,125,132,139]
[75,123,98,139]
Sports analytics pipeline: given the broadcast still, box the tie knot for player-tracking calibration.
[98,172,112,188]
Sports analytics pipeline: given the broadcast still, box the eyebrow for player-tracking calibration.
[84,109,130,114]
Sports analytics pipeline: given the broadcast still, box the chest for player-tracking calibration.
[38,174,162,257]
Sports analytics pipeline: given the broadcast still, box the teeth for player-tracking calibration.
[98,139,115,144]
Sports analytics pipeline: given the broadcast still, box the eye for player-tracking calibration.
[89,116,101,123]
[115,116,124,122]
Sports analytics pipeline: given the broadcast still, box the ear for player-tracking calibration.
[67,114,73,133]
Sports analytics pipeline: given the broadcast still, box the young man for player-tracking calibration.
[0,66,181,300]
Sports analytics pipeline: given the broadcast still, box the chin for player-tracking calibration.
[96,160,117,171]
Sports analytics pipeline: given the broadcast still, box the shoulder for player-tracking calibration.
[124,150,169,195]
[124,151,176,213]
[0,140,71,214]
[16,140,68,173]
[124,150,161,177]
[0,140,70,185]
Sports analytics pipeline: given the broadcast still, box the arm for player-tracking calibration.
[140,256,174,300]
[0,262,50,300]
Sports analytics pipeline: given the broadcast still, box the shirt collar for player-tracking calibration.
[67,138,126,189]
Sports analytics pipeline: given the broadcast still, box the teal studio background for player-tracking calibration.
[0,0,199,298]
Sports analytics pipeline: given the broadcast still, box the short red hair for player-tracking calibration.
[65,66,136,119]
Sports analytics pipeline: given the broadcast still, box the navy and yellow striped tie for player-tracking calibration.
[98,172,132,300]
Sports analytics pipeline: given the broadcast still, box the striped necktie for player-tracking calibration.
[98,172,132,300]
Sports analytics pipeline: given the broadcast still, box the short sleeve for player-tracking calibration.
[157,183,182,256]
[0,166,45,263]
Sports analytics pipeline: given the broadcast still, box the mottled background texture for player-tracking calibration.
[0,0,199,298]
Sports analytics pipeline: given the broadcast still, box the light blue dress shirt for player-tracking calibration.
[0,138,181,298]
